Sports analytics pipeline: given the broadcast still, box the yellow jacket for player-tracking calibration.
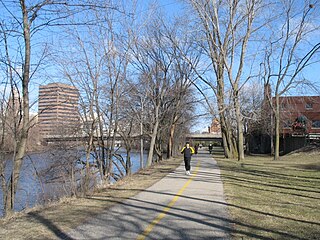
[181,146,195,157]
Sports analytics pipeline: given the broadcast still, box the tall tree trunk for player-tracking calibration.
[270,109,275,156]
[107,84,119,182]
[106,87,117,181]
[274,95,280,160]
[216,65,235,159]
[126,149,131,176]
[234,95,244,160]
[84,134,93,195]
[146,106,159,167]
[140,99,144,169]
[108,110,118,181]
[219,111,235,159]
[167,122,176,159]
[6,1,31,216]
[140,122,144,169]
[95,95,106,183]
[221,132,231,158]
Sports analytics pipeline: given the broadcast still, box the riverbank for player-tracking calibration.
[0,157,182,239]
[0,147,149,216]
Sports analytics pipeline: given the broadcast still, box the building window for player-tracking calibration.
[312,120,320,128]
[280,103,287,110]
[305,103,313,109]
[283,120,292,128]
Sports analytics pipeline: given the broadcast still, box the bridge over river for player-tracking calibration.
[43,133,223,146]
[42,133,140,144]
[186,133,223,145]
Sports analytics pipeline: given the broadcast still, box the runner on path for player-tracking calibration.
[180,142,195,175]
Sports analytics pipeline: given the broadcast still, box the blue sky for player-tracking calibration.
[1,0,319,126]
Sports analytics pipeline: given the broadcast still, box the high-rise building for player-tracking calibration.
[38,83,79,136]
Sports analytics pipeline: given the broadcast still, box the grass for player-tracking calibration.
[215,149,320,239]
[0,157,182,240]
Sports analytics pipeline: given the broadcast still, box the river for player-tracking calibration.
[0,148,148,217]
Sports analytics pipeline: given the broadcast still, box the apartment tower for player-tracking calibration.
[38,83,79,136]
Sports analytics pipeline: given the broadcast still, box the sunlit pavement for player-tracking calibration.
[68,149,230,240]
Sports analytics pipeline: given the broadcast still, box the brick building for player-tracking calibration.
[209,118,221,134]
[248,84,320,154]
[38,83,79,136]
[278,96,320,136]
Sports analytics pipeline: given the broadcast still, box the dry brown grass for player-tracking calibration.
[0,157,182,240]
[216,149,320,239]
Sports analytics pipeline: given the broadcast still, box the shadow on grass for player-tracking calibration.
[219,163,320,182]
[220,173,320,196]
[215,156,320,239]
[27,212,74,240]
[296,163,320,171]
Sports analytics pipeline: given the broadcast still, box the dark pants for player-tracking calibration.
[184,157,191,171]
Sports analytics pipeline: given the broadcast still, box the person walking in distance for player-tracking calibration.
[181,142,195,175]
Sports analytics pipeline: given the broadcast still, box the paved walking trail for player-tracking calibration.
[68,150,230,239]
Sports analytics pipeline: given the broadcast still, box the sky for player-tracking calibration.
[1,0,319,132]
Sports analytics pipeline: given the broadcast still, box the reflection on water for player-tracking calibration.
[0,148,148,217]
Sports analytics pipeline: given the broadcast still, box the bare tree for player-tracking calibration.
[0,0,36,217]
[186,0,267,160]
[185,0,236,159]
[162,23,200,158]
[262,1,320,160]
[59,1,136,184]
[239,80,264,153]
[0,0,120,216]
[129,17,172,166]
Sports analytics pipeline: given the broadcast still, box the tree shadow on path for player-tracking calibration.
[27,212,74,240]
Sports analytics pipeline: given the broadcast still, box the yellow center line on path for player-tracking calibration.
[136,161,201,240]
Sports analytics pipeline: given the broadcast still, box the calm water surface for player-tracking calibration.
[0,148,147,217]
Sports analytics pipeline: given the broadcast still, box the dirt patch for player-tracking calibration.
[0,157,182,240]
